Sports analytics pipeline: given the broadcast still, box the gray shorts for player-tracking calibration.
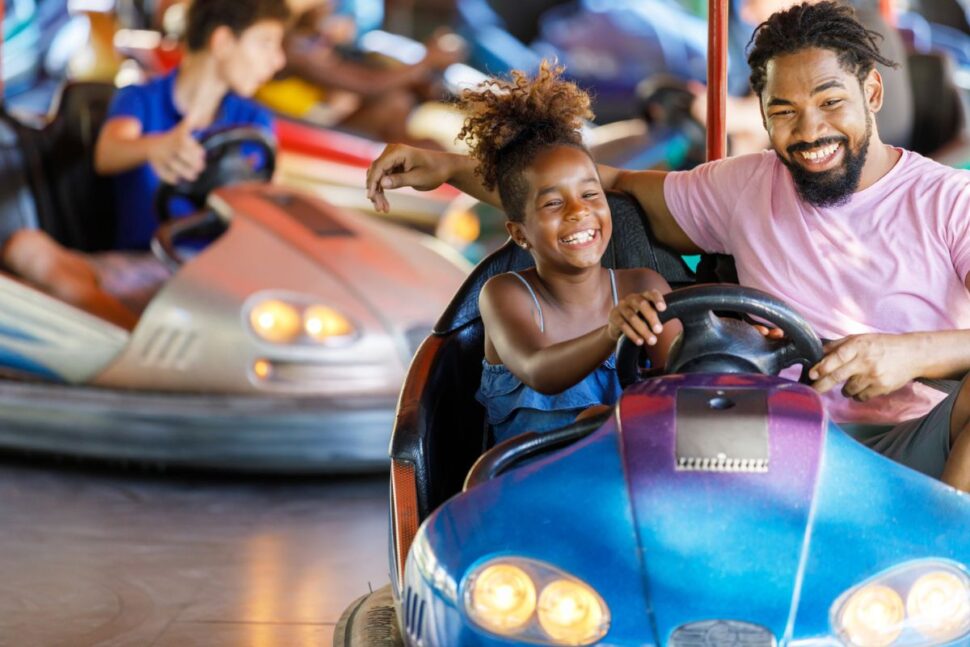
[842,377,969,479]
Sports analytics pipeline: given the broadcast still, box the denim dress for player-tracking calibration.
[475,270,624,445]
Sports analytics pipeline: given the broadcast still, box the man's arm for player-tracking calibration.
[606,168,703,254]
[367,145,702,255]
[810,277,970,401]
[366,144,501,212]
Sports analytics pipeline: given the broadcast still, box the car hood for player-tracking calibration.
[617,374,826,640]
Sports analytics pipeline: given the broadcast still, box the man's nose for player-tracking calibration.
[793,108,827,142]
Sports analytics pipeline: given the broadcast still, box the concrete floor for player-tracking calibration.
[0,457,389,646]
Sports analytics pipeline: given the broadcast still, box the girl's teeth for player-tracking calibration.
[562,229,595,244]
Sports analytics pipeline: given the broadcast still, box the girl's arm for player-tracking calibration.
[480,272,674,395]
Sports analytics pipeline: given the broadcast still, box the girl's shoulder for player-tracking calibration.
[479,270,540,307]
[613,267,671,295]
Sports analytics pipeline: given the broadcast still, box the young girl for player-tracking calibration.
[453,63,682,444]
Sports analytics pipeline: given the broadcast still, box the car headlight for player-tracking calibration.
[832,560,970,646]
[249,299,302,343]
[463,557,610,645]
[246,294,357,346]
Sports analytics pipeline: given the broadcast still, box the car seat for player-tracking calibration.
[907,52,969,157]
[2,81,117,252]
[387,191,695,575]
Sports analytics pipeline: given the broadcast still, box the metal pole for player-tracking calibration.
[706,0,728,161]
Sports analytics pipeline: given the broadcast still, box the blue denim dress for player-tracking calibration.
[475,270,624,445]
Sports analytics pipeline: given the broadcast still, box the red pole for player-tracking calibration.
[878,0,896,26]
[706,0,728,161]
[1,0,5,103]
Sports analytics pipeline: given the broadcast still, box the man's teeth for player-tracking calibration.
[560,229,596,244]
[800,143,840,161]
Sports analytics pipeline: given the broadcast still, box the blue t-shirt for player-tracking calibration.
[106,70,273,250]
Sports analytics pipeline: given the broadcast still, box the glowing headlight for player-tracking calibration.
[840,585,904,646]
[832,560,970,647]
[537,579,607,644]
[463,558,610,645]
[249,300,302,343]
[467,564,536,633]
[907,571,970,640]
[303,305,355,343]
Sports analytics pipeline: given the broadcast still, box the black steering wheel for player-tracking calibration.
[616,284,823,388]
[153,126,277,224]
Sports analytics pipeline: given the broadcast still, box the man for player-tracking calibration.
[365,1,970,492]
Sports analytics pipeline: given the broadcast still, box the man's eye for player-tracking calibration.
[823,99,843,108]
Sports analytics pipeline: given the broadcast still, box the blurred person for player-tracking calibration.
[256,0,462,144]
[94,0,290,250]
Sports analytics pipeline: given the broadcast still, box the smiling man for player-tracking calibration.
[365,1,970,492]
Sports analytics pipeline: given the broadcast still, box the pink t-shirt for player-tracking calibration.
[665,149,970,424]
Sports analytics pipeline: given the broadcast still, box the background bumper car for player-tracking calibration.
[0,81,467,472]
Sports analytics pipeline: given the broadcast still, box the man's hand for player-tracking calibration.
[148,119,205,185]
[809,333,922,401]
[366,144,453,212]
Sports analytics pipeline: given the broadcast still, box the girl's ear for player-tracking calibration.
[506,221,530,250]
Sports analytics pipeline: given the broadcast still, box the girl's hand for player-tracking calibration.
[607,289,667,345]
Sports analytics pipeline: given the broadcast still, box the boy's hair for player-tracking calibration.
[185,0,291,52]
[456,61,593,222]
[747,1,896,96]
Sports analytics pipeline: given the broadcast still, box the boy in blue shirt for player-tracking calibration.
[94,0,290,249]
[0,0,290,331]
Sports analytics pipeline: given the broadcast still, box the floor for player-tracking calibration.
[0,457,389,646]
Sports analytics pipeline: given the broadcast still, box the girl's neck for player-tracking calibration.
[173,54,229,128]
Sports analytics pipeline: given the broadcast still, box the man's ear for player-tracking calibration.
[864,68,884,113]
[208,25,235,57]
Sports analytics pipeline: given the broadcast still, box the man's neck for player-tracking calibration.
[857,136,902,193]
[173,53,229,129]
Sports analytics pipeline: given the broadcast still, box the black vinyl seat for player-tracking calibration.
[391,190,696,523]
[1,81,118,252]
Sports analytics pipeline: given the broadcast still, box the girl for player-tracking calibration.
[455,62,682,443]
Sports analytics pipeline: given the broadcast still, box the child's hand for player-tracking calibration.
[149,119,206,185]
[607,289,667,346]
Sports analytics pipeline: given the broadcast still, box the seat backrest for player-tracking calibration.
[908,52,967,156]
[15,81,118,251]
[391,191,695,520]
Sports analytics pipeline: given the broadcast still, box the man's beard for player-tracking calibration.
[779,114,872,208]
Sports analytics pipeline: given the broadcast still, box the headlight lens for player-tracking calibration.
[249,300,302,343]
[463,557,609,645]
[840,585,904,646]
[246,294,357,346]
[537,579,606,644]
[832,560,970,647]
[467,564,536,632]
[303,305,354,342]
[907,571,970,639]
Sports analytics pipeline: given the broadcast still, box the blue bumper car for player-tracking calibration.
[335,194,970,645]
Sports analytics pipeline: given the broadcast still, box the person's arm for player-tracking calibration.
[366,144,500,212]
[481,273,670,394]
[95,117,205,184]
[286,38,459,98]
[811,272,970,400]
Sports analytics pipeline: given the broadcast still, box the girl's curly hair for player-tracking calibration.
[456,61,594,222]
